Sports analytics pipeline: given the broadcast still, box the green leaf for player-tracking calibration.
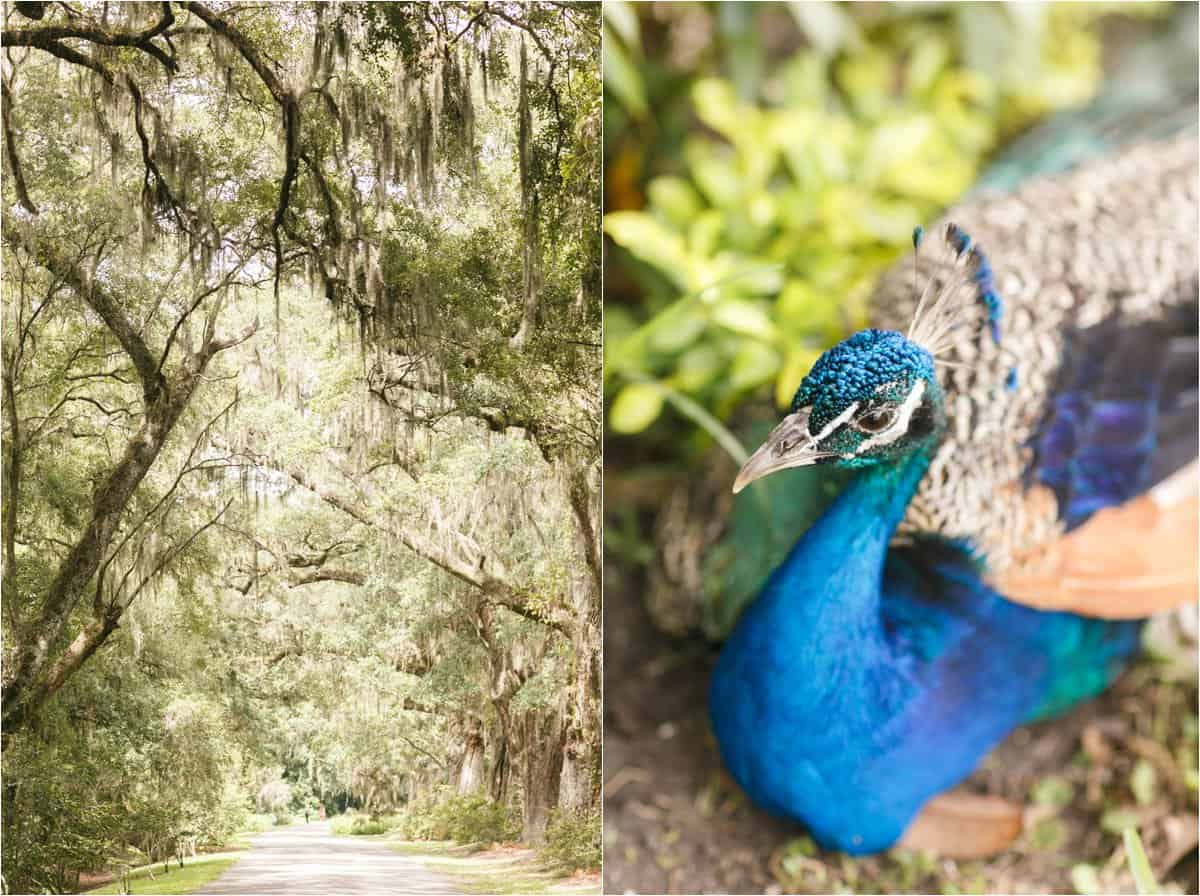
[690,152,744,208]
[1031,775,1074,809]
[1130,759,1158,807]
[1070,863,1102,896]
[602,30,647,117]
[647,177,704,228]
[673,344,723,392]
[775,346,822,409]
[603,0,641,55]
[609,382,665,434]
[1101,808,1140,833]
[787,2,861,56]
[603,212,691,287]
[1123,827,1161,895]
[711,299,777,341]
[692,78,745,141]
[728,341,780,392]
[1030,816,1066,851]
[906,37,950,94]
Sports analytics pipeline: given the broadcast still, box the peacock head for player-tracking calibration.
[732,329,945,493]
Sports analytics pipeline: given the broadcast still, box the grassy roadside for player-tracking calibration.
[78,820,290,895]
[379,838,600,895]
[84,853,241,895]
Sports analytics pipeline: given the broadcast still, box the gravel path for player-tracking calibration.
[202,822,461,895]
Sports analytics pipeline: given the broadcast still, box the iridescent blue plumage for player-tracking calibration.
[710,446,1139,851]
[1030,315,1192,530]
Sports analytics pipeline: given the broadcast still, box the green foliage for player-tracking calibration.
[242,814,277,834]
[330,812,402,836]
[603,2,1169,437]
[538,809,601,872]
[399,793,521,845]
[347,817,391,836]
[1,658,252,893]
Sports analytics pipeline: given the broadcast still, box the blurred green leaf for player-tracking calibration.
[907,37,950,94]
[647,177,704,228]
[728,341,780,393]
[602,27,647,118]
[1070,863,1103,896]
[1030,816,1066,850]
[1130,759,1158,806]
[1101,808,1140,833]
[609,382,665,434]
[1031,775,1074,809]
[775,346,822,409]
[788,2,862,57]
[604,0,641,56]
[712,299,778,342]
[1123,827,1161,895]
[604,212,692,287]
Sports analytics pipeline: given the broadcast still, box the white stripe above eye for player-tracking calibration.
[857,379,926,453]
[809,402,860,442]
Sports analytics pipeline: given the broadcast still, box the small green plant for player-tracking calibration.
[347,816,396,836]
[242,814,276,834]
[1123,827,1161,895]
[538,809,601,872]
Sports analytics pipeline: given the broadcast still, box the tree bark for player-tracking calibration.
[557,736,592,816]
[519,709,564,844]
[488,736,510,804]
[456,720,486,795]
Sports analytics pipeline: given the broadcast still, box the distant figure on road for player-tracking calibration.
[304,808,311,824]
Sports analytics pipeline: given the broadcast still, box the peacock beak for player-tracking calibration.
[732,409,834,493]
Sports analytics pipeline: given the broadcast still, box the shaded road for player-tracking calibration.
[203,822,461,894]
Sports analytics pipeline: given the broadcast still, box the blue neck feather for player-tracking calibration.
[748,448,932,659]
[711,435,1141,854]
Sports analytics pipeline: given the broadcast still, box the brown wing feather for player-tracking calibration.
[993,463,1199,619]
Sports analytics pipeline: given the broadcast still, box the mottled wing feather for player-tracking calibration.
[870,135,1199,618]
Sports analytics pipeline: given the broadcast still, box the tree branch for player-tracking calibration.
[289,567,364,588]
[2,3,178,74]
[6,226,163,400]
[1,79,37,214]
[270,458,569,637]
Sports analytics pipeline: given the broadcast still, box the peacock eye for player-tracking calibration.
[856,408,895,433]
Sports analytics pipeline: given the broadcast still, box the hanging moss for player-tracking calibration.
[311,6,326,83]
[462,45,476,181]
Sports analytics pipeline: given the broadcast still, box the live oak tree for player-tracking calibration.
[1,0,599,880]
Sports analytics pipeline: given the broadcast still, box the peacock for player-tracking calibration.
[705,31,1199,855]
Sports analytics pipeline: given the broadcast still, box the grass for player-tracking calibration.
[86,854,240,895]
[382,838,600,895]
